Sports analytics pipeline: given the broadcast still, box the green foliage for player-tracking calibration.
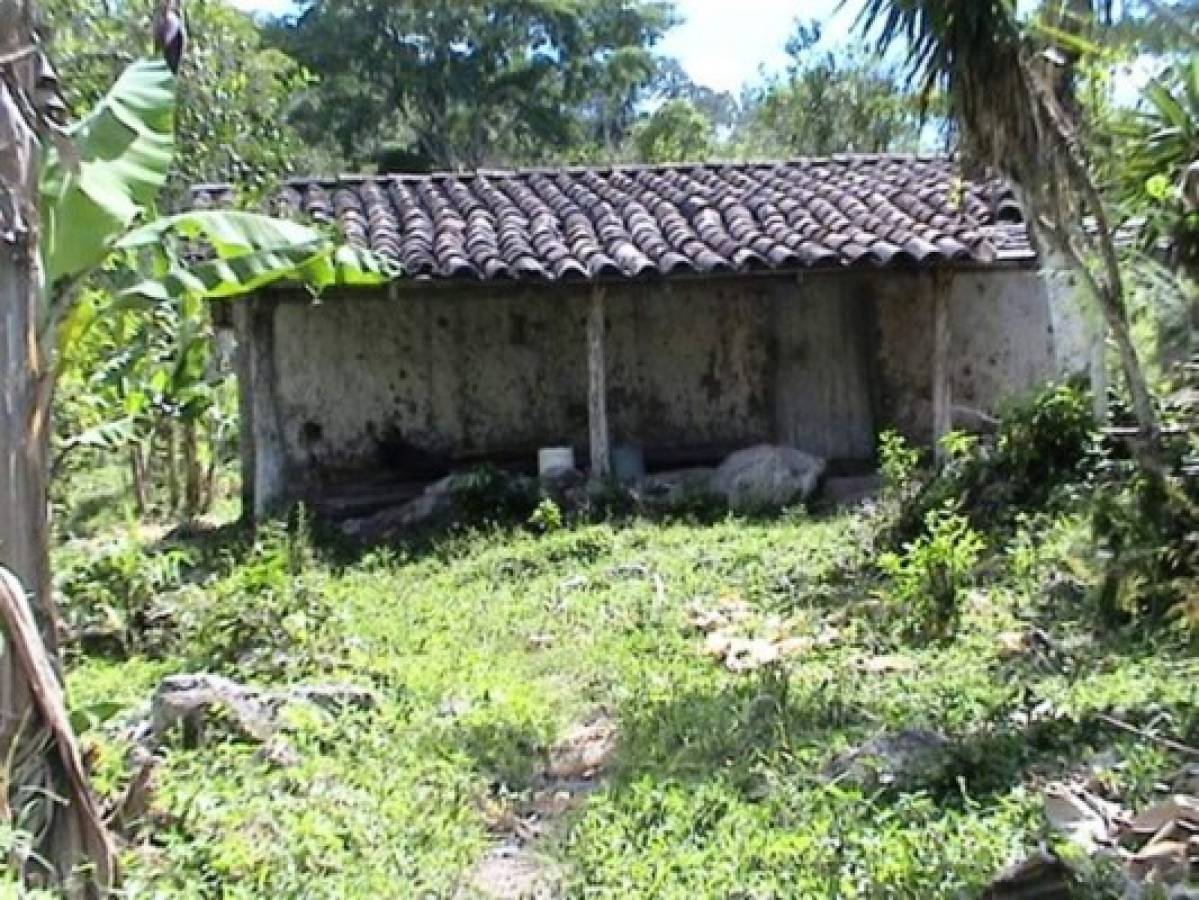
[59,538,194,657]
[994,381,1096,490]
[878,504,985,638]
[527,498,565,534]
[879,429,923,497]
[40,59,175,295]
[267,0,678,168]
[115,209,396,303]
[184,522,343,679]
[61,504,1198,896]
[889,382,1097,545]
[448,466,539,525]
[43,0,312,200]
[1116,58,1199,277]
[1088,462,1199,631]
[42,54,393,525]
[631,100,715,163]
[736,20,925,158]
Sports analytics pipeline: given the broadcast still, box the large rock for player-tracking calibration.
[151,674,277,748]
[824,729,954,792]
[145,673,378,750]
[713,445,826,512]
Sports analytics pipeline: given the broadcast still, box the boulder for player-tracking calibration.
[824,728,954,791]
[151,673,277,748]
[713,445,826,512]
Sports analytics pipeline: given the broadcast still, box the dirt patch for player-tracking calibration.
[458,844,563,899]
[462,713,619,898]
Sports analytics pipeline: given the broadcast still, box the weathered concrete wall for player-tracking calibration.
[872,265,1088,443]
[240,263,1088,512]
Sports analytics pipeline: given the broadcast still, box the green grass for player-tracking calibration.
[59,508,1198,897]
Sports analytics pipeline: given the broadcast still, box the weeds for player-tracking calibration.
[877,504,985,639]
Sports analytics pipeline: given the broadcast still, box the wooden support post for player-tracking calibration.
[932,275,952,463]
[587,286,611,479]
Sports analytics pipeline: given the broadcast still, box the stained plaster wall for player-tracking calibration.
[238,265,1088,515]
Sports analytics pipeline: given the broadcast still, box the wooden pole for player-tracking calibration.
[587,286,611,479]
[932,275,952,463]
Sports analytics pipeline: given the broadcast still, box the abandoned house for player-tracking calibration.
[197,154,1095,520]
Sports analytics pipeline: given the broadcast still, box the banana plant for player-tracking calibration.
[41,58,395,520]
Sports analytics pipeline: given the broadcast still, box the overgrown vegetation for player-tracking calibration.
[50,453,1197,895]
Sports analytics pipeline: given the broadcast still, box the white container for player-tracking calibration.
[538,446,576,475]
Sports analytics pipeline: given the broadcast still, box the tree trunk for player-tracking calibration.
[0,1,55,656]
[130,445,148,515]
[1,4,117,892]
[164,421,179,512]
[182,418,201,517]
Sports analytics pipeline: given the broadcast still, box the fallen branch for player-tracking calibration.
[1096,712,1199,759]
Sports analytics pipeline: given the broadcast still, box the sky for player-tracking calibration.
[229,0,865,96]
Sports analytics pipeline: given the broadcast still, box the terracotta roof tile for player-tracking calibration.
[191,155,1036,283]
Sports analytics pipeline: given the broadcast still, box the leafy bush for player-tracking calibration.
[1088,466,1199,632]
[449,465,539,524]
[181,520,342,679]
[887,381,1097,545]
[994,381,1095,494]
[877,503,985,638]
[60,539,195,657]
[879,429,923,500]
[527,498,564,533]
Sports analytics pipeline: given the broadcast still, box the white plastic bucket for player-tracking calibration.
[538,446,575,475]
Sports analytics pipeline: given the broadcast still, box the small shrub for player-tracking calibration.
[527,498,564,533]
[1088,467,1199,632]
[182,522,341,678]
[994,381,1095,496]
[885,382,1097,546]
[60,539,194,657]
[877,503,985,638]
[879,429,922,499]
[450,465,538,524]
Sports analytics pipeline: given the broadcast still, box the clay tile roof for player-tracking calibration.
[191,155,1036,284]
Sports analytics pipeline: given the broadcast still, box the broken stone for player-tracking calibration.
[723,638,781,673]
[1126,796,1199,836]
[256,737,303,769]
[1044,783,1121,856]
[685,596,752,634]
[855,654,919,675]
[712,444,826,512]
[825,729,954,791]
[716,445,826,511]
[287,683,378,714]
[545,715,618,781]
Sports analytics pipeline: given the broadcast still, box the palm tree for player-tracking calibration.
[856,0,1162,456]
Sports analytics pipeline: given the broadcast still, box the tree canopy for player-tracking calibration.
[266,0,678,170]
[43,0,313,202]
